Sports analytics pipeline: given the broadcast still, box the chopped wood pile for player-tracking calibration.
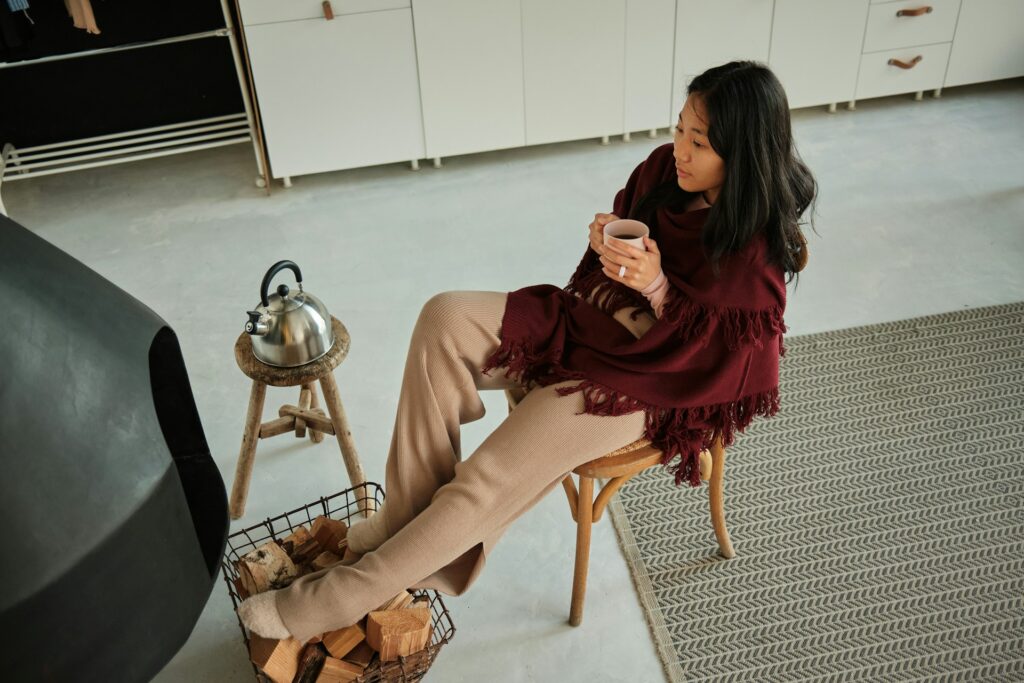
[234,515,432,682]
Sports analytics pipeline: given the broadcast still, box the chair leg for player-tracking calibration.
[569,475,594,627]
[306,382,325,443]
[229,379,267,520]
[708,438,735,559]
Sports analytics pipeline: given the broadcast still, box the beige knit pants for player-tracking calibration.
[275,290,653,642]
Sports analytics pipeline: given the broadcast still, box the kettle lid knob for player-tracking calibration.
[277,284,290,299]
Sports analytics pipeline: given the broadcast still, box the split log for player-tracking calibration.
[311,551,342,571]
[238,541,298,596]
[374,590,414,613]
[315,656,364,683]
[365,607,431,663]
[341,641,374,669]
[281,526,321,564]
[248,635,304,683]
[311,516,348,555]
[321,622,365,660]
[293,642,328,683]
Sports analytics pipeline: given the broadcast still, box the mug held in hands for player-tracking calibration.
[603,219,649,252]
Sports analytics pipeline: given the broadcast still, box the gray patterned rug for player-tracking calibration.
[605,301,1024,682]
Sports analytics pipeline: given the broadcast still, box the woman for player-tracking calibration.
[239,60,816,644]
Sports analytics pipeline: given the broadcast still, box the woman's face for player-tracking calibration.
[673,93,725,204]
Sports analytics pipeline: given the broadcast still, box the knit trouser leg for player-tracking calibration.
[275,378,648,643]
[346,290,522,557]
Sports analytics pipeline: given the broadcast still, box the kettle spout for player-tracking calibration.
[245,310,269,336]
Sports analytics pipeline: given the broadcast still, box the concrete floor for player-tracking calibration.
[3,77,1022,683]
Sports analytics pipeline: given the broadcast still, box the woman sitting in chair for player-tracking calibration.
[239,59,817,644]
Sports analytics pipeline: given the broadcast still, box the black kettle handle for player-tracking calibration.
[260,260,303,307]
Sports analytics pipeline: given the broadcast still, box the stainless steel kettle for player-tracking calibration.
[245,260,335,367]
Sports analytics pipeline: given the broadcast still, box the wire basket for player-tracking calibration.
[221,483,456,682]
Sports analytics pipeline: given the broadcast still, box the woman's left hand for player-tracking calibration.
[599,235,662,292]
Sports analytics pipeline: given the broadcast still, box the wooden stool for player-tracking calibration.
[505,387,730,627]
[229,316,373,520]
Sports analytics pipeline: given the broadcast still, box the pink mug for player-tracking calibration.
[603,219,649,251]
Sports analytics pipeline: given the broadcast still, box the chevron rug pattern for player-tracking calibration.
[604,301,1024,682]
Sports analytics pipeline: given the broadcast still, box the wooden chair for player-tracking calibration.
[505,387,732,627]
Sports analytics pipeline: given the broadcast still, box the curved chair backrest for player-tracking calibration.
[0,215,228,681]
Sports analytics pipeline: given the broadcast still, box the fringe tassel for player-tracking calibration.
[554,377,782,489]
[565,261,651,320]
[660,292,788,351]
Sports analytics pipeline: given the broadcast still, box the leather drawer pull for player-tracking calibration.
[322,0,334,20]
[896,6,933,17]
[888,55,923,69]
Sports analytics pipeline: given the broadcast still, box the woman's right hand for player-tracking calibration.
[589,213,620,256]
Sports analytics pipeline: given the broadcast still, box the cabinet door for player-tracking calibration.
[413,0,525,159]
[673,0,773,114]
[769,0,869,109]
[625,0,677,132]
[522,0,626,145]
[945,0,1024,87]
[245,9,425,178]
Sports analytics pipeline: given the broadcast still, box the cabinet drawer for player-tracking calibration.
[863,0,960,53]
[238,0,410,26]
[855,41,950,99]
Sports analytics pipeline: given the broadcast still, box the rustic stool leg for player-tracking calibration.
[306,382,325,443]
[294,385,312,438]
[569,474,594,627]
[318,373,372,517]
[709,437,735,559]
[229,380,268,520]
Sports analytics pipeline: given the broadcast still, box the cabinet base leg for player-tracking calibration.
[623,132,631,142]
[827,102,837,114]
[933,87,942,99]
[914,90,924,101]
[410,159,420,171]
[282,176,293,188]
[648,128,657,138]
[600,135,610,145]
[433,157,442,169]
[847,100,857,111]
[255,176,267,188]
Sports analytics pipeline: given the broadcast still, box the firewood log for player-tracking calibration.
[315,656,363,683]
[248,635,304,683]
[321,622,365,660]
[281,526,321,564]
[238,541,298,596]
[311,551,342,572]
[293,642,328,683]
[365,607,431,662]
[373,590,414,612]
[341,641,374,669]
[311,516,349,555]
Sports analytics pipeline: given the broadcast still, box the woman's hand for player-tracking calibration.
[599,235,662,292]
[588,213,620,256]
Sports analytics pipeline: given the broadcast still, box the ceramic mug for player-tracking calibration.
[603,219,649,251]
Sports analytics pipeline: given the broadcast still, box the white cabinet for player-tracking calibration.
[768,0,869,110]
[672,0,773,113]
[855,0,960,100]
[243,8,425,179]
[412,0,525,159]
[945,0,1024,87]
[522,0,627,145]
[625,0,677,133]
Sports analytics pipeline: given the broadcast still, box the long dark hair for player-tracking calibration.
[629,60,817,287]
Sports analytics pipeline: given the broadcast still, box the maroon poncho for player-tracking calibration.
[481,143,788,487]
